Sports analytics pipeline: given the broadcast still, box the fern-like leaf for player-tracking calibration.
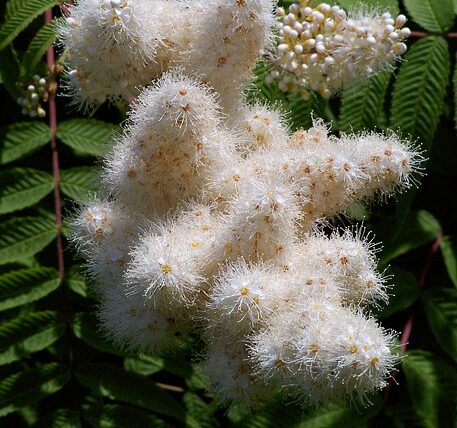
[339,72,390,132]
[0,311,65,365]
[0,363,70,417]
[0,0,57,50]
[391,36,450,147]
[21,20,58,78]
[0,121,50,164]
[0,267,60,312]
[0,167,54,214]
[57,119,119,157]
[0,216,56,265]
[403,0,454,33]
[60,167,99,202]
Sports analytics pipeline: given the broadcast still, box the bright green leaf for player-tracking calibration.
[0,122,50,164]
[339,72,390,132]
[0,267,59,312]
[0,216,56,265]
[336,1,399,14]
[391,37,450,148]
[0,168,53,214]
[441,236,457,288]
[83,404,167,428]
[57,119,119,156]
[0,267,60,312]
[0,363,70,417]
[60,167,99,202]
[0,0,57,50]
[0,311,65,365]
[75,363,186,421]
[380,210,441,265]
[378,267,420,317]
[123,355,163,377]
[402,350,457,428]
[404,0,454,33]
[21,20,58,77]
[424,288,457,364]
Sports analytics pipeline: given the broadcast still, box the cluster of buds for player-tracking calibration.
[16,75,49,118]
[268,1,410,98]
[65,0,417,409]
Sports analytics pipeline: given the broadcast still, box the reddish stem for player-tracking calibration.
[45,8,65,279]
[382,231,443,406]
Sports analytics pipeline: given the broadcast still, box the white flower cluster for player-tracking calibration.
[66,0,418,408]
[58,0,274,111]
[268,1,410,98]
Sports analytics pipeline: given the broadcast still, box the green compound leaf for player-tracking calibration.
[441,236,457,288]
[75,363,186,421]
[0,121,51,164]
[0,47,21,99]
[0,267,60,312]
[36,409,81,428]
[404,0,454,33]
[0,311,65,365]
[83,404,167,428]
[391,36,450,148]
[21,20,58,78]
[0,216,56,265]
[183,392,219,428]
[402,351,457,428]
[60,166,99,202]
[380,210,441,266]
[0,168,53,214]
[71,313,129,357]
[424,288,457,364]
[0,363,70,417]
[57,119,119,157]
[0,0,57,50]
[339,72,390,132]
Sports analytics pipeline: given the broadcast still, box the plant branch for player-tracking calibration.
[45,9,65,279]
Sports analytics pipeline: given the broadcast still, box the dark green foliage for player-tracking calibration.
[1,0,457,427]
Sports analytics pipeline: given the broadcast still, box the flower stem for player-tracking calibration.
[45,8,65,279]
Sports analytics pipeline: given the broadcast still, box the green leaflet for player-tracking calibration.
[36,409,82,428]
[184,393,219,428]
[65,265,90,298]
[0,0,57,50]
[20,20,58,78]
[380,210,441,266]
[75,363,186,421]
[391,36,450,148]
[60,166,99,202]
[424,288,457,364]
[0,216,56,265]
[339,72,390,132]
[404,0,454,33]
[402,351,457,428]
[0,363,70,417]
[71,312,130,357]
[0,121,51,164]
[0,311,65,365]
[0,267,60,312]
[440,236,457,288]
[82,404,167,428]
[57,119,120,157]
[0,167,54,214]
